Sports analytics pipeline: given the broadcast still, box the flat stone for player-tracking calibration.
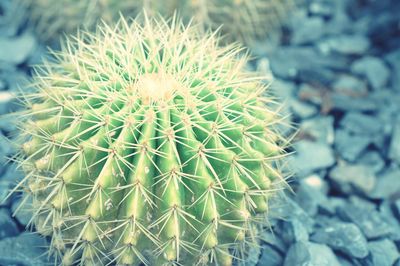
[340,112,382,136]
[385,49,400,91]
[300,116,335,144]
[0,208,19,239]
[335,129,371,161]
[0,33,37,64]
[358,151,385,174]
[338,204,394,239]
[311,222,369,258]
[284,241,340,266]
[363,239,400,266]
[289,140,335,176]
[329,164,376,194]
[379,201,400,241]
[290,99,318,119]
[11,197,33,227]
[281,218,309,244]
[333,75,368,95]
[331,94,378,112]
[318,34,370,55]
[389,118,400,165]
[296,180,333,216]
[258,245,283,266]
[291,15,325,45]
[369,168,400,199]
[259,231,287,253]
[351,56,390,90]
[0,233,49,266]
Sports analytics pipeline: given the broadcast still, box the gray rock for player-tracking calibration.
[333,75,368,95]
[351,56,390,90]
[259,231,287,253]
[0,180,13,207]
[284,241,341,266]
[331,94,378,112]
[281,218,309,243]
[300,116,335,144]
[389,118,400,165]
[335,129,371,161]
[289,140,335,175]
[369,168,400,199]
[291,15,325,45]
[296,180,333,216]
[379,201,400,241]
[290,99,318,119]
[385,49,400,91]
[318,34,370,55]
[0,33,37,64]
[311,222,369,258]
[0,91,16,115]
[11,197,33,227]
[363,239,400,266]
[329,164,376,194]
[258,245,283,266]
[338,204,394,239]
[340,112,382,136]
[245,242,261,266]
[0,233,50,266]
[0,208,19,239]
[358,151,385,174]
[298,83,324,105]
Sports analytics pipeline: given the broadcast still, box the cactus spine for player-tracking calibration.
[14,15,288,265]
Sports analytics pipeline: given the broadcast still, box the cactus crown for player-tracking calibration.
[14,15,288,265]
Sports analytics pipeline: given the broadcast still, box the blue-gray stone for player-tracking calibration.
[385,49,400,91]
[318,34,370,55]
[291,14,325,45]
[331,94,378,112]
[11,197,32,227]
[0,91,16,115]
[363,239,400,266]
[369,168,400,199]
[334,129,371,161]
[298,83,324,105]
[329,164,376,194]
[260,231,287,253]
[309,1,335,17]
[0,208,19,239]
[311,222,368,258]
[300,116,335,144]
[245,242,261,266]
[296,180,333,215]
[333,75,368,95]
[379,201,400,241]
[340,112,382,136]
[281,218,309,244]
[270,79,296,99]
[358,151,385,174]
[289,140,335,176]
[351,56,390,90]
[0,233,50,266]
[0,33,37,64]
[290,99,318,119]
[258,245,283,266]
[338,204,394,239]
[0,180,13,207]
[284,241,341,266]
[389,118,400,165]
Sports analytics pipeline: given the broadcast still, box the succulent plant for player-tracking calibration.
[13,15,288,265]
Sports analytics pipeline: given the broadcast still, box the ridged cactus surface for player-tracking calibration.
[15,16,287,265]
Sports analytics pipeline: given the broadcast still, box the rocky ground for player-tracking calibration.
[0,0,399,265]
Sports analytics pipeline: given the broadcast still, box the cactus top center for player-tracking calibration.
[135,73,179,104]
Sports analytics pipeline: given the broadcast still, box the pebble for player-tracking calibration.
[329,163,376,194]
[290,99,318,119]
[0,33,36,64]
[0,208,19,239]
[0,180,13,207]
[332,75,368,95]
[318,34,370,55]
[385,49,400,90]
[280,218,309,244]
[291,14,325,45]
[311,222,369,258]
[338,204,394,239]
[300,116,335,144]
[351,56,390,90]
[0,91,16,115]
[284,241,341,266]
[340,112,382,136]
[0,233,49,266]
[296,181,332,216]
[389,118,400,165]
[257,245,283,266]
[369,168,400,199]
[379,201,400,241]
[334,129,371,161]
[11,197,32,227]
[363,239,400,266]
[357,151,385,174]
[331,93,378,112]
[245,242,262,266]
[289,140,335,175]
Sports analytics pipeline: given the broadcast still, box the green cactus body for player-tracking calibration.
[15,16,287,265]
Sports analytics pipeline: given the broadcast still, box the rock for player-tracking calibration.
[363,239,400,266]
[296,180,333,216]
[331,94,378,112]
[281,218,309,244]
[11,197,32,227]
[258,245,283,266]
[0,180,13,207]
[333,75,368,96]
[309,1,335,17]
[334,129,371,162]
[379,201,400,241]
[268,47,349,81]
[298,83,324,106]
[301,174,329,194]
[385,49,400,91]
[290,99,318,119]
[260,231,287,253]
[0,208,19,239]
[300,116,335,144]
[311,222,369,258]
[0,91,16,115]
[0,33,37,64]
[369,168,400,199]
[340,112,382,136]
[329,164,376,194]
[318,34,370,55]
[351,56,390,90]
[270,79,296,99]
[358,151,385,174]
[0,233,50,266]
[389,118,400,165]
[245,242,261,266]
[284,241,341,266]
[291,15,325,45]
[338,204,394,239]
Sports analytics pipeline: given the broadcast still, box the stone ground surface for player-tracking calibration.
[0,0,399,265]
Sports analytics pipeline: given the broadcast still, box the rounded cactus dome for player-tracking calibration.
[16,15,288,266]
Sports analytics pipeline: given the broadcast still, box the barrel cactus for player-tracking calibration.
[14,15,288,265]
